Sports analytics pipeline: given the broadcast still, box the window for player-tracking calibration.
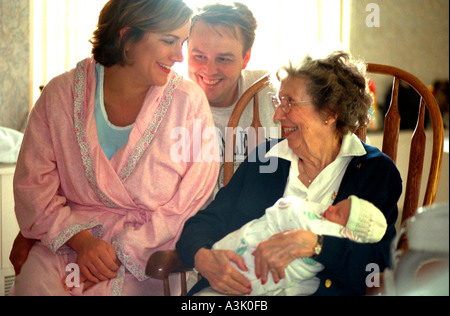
[185,0,350,70]
[32,0,349,105]
[32,0,107,104]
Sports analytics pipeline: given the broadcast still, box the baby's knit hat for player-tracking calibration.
[346,196,387,243]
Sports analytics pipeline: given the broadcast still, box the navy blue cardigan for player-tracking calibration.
[177,139,402,295]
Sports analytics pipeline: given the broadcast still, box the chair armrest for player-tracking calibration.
[145,250,192,280]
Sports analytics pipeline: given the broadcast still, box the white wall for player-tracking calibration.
[349,0,449,107]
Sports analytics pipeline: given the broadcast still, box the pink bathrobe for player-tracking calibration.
[11,58,219,296]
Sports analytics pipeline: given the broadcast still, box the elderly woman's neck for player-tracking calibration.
[295,134,342,171]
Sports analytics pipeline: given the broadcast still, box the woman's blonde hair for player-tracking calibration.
[91,0,193,66]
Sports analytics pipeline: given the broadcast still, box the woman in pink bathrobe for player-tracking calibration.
[10,0,219,296]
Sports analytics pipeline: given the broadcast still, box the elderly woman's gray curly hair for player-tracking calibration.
[278,51,373,138]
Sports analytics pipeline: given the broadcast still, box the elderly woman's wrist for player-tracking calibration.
[311,234,324,259]
[194,247,209,270]
[293,230,318,258]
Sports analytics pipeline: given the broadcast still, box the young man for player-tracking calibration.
[187,3,280,199]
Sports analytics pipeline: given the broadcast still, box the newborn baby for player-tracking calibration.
[212,195,387,296]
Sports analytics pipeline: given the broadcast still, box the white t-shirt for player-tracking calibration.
[208,70,281,201]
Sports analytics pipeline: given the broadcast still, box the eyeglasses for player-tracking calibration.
[271,95,313,114]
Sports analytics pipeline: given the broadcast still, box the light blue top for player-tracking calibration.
[94,63,133,160]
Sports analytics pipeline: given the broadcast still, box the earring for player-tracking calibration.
[325,120,328,125]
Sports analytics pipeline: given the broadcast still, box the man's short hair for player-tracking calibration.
[191,2,257,57]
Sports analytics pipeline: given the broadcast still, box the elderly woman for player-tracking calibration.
[177,51,402,296]
[10,0,218,296]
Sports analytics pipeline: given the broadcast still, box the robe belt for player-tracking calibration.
[124,209,149,226]
[67,203,150,227]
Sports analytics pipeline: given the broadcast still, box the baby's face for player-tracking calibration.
[322,198,351,226]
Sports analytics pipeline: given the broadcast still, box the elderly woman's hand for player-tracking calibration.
[252,230,318,285]
[194,248,252,295]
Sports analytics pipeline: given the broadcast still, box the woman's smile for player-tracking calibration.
[282,126,298,137]
[157,62,172,73]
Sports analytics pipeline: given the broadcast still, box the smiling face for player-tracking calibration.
[125,21,190,87]
[187,20,251,108]
[273,76,325,155]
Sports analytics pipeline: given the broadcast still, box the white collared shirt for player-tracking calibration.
[266,133,366,208]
